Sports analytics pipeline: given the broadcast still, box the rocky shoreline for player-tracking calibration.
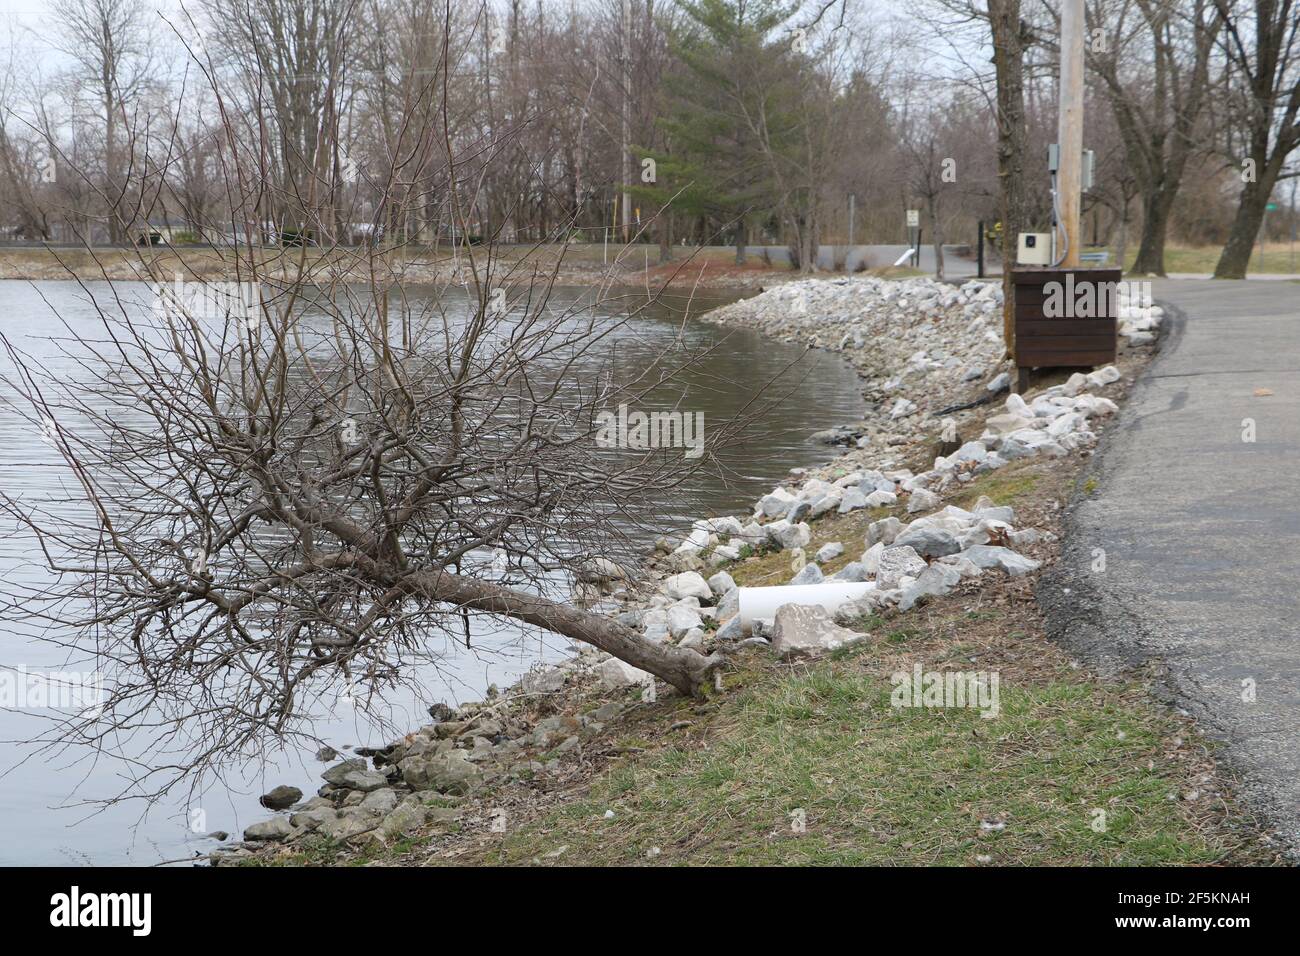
[213,274,1164,866]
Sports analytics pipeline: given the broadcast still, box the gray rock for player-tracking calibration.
[897,563,962,611]
[770,604,869,659]
[243,817,294,842]
[831,561,868,582]
[758,488,796,518]
[959,545,1041,577]
[314,746,339,762]
[831,592,888,625]
[789,562,824,585]
[290,808,339,831]
[521,665,566,695]
[815,542,844,563]
[787,500,812,523]
[907,488,941,513]
[577,556,629,583]
[378,799,429,842]
[716,587,740,620]
[715,615,743,641]
[321,760,390,793]
[866,516,904,547]
[678,627,706,650]
[400,749,484,795]
[359,788,400,815]
[876,545,927,589]
[318,808,379,842]
[591,701,625,722]
[893,526,961,558]
[809,491,843,518]
[765,520,811,551]
[707,571,737,596]
[259,785,303,811]
[837,488,869,513]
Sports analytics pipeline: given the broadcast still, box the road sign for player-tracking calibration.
[1266,202,1279,211]
[906,209,920,228]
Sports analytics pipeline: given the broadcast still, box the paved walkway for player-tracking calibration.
[1044,278,1300,855]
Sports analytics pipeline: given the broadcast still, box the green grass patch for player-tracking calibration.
[475,661,1261,866]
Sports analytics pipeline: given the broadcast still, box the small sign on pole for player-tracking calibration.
[906,209,920,228]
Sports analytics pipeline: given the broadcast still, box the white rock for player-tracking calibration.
[667,604,704,639]
[770,604,868,659]
[876,545,928,589]
[907,488,941,513]
[598,657,652,691]
[1086,365,1121,387]
[1006,393,1032,417]
[663,571,712,602]
[707,571,737,596]
[959,545,1041,577]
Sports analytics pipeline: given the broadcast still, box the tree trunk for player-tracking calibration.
[410,568,717,697]
[1129,188,1175,276]
[1214,175,1274,279]
[659,208,673,262]
[928,200,944,280]
[734,223,746,266]
[987,0,1031,360]
[1115,207,1129,273]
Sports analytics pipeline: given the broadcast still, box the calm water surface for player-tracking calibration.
[0,280,864,865]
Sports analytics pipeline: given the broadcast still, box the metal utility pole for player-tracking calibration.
[1056,0,1085,267]
[848,194,856,247]
[621,0,632,243]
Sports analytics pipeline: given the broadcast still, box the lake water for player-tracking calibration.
[0,280,864,865]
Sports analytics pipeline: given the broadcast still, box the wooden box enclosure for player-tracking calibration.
[1011,268,1119,376]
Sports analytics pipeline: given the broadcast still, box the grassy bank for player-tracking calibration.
[246,455,1278,868]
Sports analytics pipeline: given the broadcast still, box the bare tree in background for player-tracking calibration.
[1210,0,1300,279]
[0,15,771,801]
[1083,0,1225,276]
[51,0,158,244]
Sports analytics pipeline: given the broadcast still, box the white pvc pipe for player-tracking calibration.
[893,247,915,267]
[738,582,875,633]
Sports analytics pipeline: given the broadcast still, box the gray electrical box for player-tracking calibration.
[1048,143,1094,188]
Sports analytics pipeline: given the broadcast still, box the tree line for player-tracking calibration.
[0,0,1295,274]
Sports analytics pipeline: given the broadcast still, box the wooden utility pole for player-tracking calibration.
[1057,0,1085,267]
[621,0,632,243]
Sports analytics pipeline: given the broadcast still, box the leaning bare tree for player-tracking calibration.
[0,2,776,800]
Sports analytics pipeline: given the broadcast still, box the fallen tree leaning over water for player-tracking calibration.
[0,23,781,800]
